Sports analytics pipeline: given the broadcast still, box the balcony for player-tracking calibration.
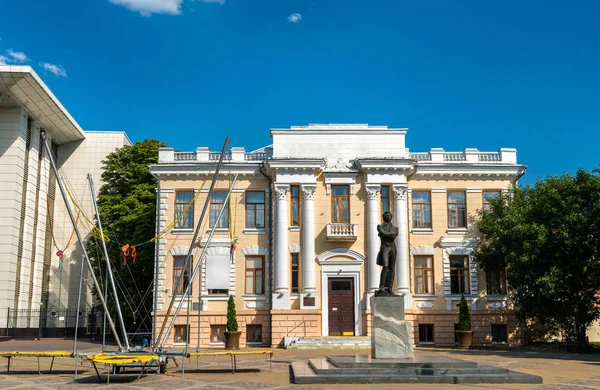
[326,223,358,241]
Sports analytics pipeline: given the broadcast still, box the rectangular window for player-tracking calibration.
[290,185,300,226]
[174,324,189,343]
[245,191,265,228]
[173,256,192,296]
[245,256,265,295]
[208,289,228,295]
[447,191,467,228]
[331,185,350,223]
[381,186,390,214]
[418,324,434,343]
[175,191,194,229]
[210,325,226,344]
[412,191,432,228]
[483,190,500,213]
[246,324,263,343]
[450,255,470,294]
[491,324,508,343]
[486,267,507,295]
[291,253,300,293]
[414,256,434,294]
[210,191,229,228]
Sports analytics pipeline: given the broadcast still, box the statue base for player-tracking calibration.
[370,296,414,359]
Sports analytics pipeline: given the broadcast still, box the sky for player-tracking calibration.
[1,0,599,185]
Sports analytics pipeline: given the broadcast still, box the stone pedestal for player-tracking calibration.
[371,295,414,359]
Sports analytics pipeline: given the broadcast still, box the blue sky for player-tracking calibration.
[1,0,599,185]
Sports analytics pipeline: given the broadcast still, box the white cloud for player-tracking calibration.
[7,49,28,63]
[108,0,183,16]
[287,13,302,23]
[200,0,225,3]
[40,63,67,78]
[0,55,7,65]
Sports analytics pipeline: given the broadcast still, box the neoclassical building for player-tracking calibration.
[150,124,525,348]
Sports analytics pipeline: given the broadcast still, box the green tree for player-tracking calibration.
[226,295,238,332]
[87,139,165,337]
[473,169,600,348]
[457,295,471,331]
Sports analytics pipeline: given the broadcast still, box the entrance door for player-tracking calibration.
[328,278,355,336]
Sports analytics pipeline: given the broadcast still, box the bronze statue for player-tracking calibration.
[376,211,398,296]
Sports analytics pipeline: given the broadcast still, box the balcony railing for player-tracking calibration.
[174,152,197,161]
[326,223,357,241]
[160,147,270,163]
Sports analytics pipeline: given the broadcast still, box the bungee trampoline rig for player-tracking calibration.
[0,134,276,382]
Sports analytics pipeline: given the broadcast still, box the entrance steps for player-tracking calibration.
[286,336,371,350]
[291,354,543,384]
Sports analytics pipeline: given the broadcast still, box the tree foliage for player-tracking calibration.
[86,139,165,336]
[226,295,238,332]
[457,295,471,331]
[473,169,600,345]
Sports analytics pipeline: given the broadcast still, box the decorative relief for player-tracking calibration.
[274,185,289,200]
[487,301,506,309]
[392,186,408,200]
[301,185,316,200]
[366,186,380,200]
[325,157,353,172]
[289,244,301,253]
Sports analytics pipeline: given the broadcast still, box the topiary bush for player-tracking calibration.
[226,295,238,332]
[457,295,471,331]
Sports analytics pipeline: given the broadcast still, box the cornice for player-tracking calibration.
[412,164,526,180]
[264,158,325,171]
[355,158,415,172]
[149,163,262,179]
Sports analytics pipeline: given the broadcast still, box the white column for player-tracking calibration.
[393,185,411,307]
[301,185,316,294]
[366,185,380,293]
[272,184,290,309]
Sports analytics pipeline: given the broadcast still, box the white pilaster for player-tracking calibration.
[301,185,316,293]
[273,184,290,309]
[366,185,380,293]
[300,185,317,309]
[393,185,412,308]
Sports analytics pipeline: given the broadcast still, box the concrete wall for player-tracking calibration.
[49,132,131,318]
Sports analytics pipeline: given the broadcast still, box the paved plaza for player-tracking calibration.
[0,340,599,389]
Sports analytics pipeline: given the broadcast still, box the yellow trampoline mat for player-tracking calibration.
[0,351,73,357]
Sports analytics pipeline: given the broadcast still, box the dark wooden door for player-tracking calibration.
[328,278,355,336]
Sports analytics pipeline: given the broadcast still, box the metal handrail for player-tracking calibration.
[286,320,306,338]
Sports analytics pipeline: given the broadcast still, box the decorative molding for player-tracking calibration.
[204,246,231,256]
[440,237,476,250]
[241,245,268,256]
[366,185,380,200]
[323,172,358,196]
[416,301,434,309]
[170,245,196,256]
[392,185,408,200]
[431,188,447,193]
[273,184,289,200]
[289,244,301,253]
[410,245,437,256]
[301,185,316,200]
[317,248,365,264]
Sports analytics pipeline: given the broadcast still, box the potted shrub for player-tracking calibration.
[224,295,241,350]
[455,295,474,348]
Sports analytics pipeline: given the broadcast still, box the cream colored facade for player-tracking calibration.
[150,124,526,348]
